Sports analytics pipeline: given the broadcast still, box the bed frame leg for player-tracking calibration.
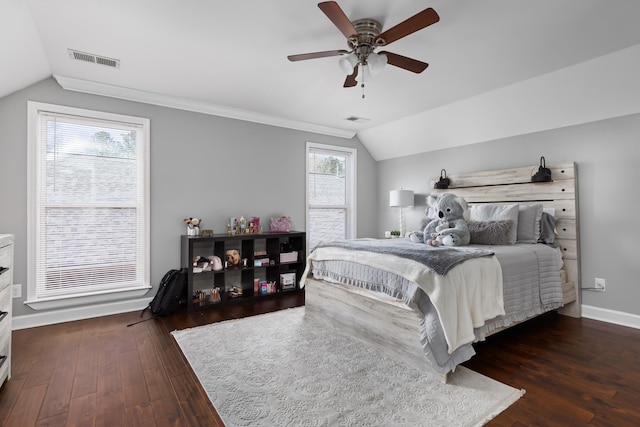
[438,372,449,384]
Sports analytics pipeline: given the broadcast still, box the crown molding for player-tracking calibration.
[53,75,356,139]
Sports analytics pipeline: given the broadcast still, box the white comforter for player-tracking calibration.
[302,247,505,354]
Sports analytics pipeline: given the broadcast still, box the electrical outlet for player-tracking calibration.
[594,277,606,292]
[12,284,22,298]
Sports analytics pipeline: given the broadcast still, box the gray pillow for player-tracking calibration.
[538,212,557,246]
[517,204,543,243]
[470,204,519,244]
[468,220,514,245]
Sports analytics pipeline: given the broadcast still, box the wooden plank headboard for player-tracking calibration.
[429,162,581,318]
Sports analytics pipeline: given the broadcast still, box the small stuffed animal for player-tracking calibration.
[409,193,471,247]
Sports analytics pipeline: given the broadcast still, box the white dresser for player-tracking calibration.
[0,234,13,387]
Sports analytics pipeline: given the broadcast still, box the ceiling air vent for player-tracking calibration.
[68,49,120,68]
[344,116,370,123]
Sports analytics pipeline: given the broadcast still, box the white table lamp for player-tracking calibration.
[389,189,414,237]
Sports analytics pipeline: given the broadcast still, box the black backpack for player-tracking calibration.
[129,269,187,326]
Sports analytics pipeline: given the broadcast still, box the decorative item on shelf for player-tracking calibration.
[229,286,243,298]
[208,255,223,271]
[389,189,414,237]
[225,249,241,267]
[259,281,277,295]
[201,229,214,237]
[531,156,553,182]
[228,217,238,235]
[270,216,292,233]
[227,216,262,234]
[280,251,298,263]
[192,290,202,303]
[254,258,270,267]
[434,169,450,189]
[192,255,223,272]
[248,217,261,233]
[184,217,202,236]
[194,289,219,305]
[280,272,296,290]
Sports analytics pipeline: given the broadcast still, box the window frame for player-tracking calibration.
[305,142,357,252]
[26,101,151,310]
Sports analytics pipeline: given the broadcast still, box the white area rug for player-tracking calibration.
[172,307,524,427]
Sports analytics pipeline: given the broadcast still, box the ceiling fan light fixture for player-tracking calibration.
[367,52,387,74]
[338,52,359,74]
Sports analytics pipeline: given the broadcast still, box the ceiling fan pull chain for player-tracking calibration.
[361,66,366,99]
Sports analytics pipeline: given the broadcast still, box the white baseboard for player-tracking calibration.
[13,301,639,331]
[12,297,152,330]
[581,304,640,330]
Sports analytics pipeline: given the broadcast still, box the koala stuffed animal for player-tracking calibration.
[409,193,471,247]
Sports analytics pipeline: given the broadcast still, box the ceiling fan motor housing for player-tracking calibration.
[349,19,384,62]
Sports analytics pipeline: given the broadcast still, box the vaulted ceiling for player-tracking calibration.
[3,0,640,160]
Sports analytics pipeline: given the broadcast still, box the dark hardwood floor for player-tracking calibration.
[465,311,640,427]
[1,294,639,426]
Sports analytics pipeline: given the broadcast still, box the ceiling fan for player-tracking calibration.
[287,1,440,89]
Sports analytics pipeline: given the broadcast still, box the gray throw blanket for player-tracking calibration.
[316,238,494,275]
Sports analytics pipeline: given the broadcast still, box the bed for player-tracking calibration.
[302,162,581,381]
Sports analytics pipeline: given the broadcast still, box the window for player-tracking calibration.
[27,102,150,309]
[306,142,356,251]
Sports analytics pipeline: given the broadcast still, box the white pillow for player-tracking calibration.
[470,204,519,244]
[517,204,544,243]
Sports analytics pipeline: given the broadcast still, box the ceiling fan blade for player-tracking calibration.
[374,8,439,46]
[318,1,358,39]
[343,64,358,87]
[288,49,348,61]
[379,51,428,73]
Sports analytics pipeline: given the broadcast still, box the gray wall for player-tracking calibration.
[378,113,640,317]
[0,78,378,318]
[4,77,638,320]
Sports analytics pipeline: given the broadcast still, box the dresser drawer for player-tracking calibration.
[0,285,10,316]
[0,269,10,293]
[0,311,9,359]
[0,241,13,292]
[0,310,9,339]
[0,324,9,382]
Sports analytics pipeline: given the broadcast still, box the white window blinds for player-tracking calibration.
[31,104,149,301]
[306,143,357,251]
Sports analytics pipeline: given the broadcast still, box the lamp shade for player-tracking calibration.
[389,190,414,207]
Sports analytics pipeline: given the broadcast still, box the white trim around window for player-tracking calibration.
[306,142,357,252]
[26,101,151,310]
